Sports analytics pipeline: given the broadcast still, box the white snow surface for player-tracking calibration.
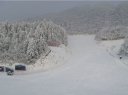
[26,45,71,74]
[98,39,124,57]
[1,35,128,95]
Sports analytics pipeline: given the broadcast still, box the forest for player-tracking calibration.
[0,20,67,64]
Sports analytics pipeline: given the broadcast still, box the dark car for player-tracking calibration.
[0,66,14,75]
[5,67,14,75]
[15,65,26,71]
[0,66,4,72]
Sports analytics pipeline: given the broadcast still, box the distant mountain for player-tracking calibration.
[111,1,128,26]
[45,1,128,34]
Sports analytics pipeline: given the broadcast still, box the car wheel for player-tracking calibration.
[7,71,13,76]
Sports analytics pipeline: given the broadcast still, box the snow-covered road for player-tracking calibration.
[1,35,128,95]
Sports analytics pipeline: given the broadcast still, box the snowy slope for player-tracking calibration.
[99,39,128,67]
[26,45,71,74]
[98,39,124,57]
[1,35,128,95]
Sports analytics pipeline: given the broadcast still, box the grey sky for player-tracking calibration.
[0,1,83,21]
[0,0,126,21]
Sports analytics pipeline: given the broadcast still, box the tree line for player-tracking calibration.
[0,20,67,64]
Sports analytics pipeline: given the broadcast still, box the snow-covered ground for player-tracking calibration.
[98,39,124,57]
[25,45,71,74]
[99,38,128,67]
[1,35,128,95]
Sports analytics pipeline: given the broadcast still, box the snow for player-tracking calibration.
[1,35,128,95]
[99,38,128,66]
[98,39,124,56]
[26,45,71,74]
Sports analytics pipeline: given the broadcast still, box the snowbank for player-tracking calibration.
[97,39,124,57]
[26,45,71,73]
[97,39,128,66]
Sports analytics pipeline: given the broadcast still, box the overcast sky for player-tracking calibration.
[0,0,127,21]
[0,1,83,21]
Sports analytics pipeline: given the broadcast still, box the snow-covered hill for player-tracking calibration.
[1,35,128,95]
[26,45,71,74]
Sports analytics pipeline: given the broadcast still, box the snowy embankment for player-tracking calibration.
[97,39,124,57]
[1,35,128,95]
[98,38,128,66]
[22,45,70,74]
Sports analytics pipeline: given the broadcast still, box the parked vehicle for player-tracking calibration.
[15,65,26,71]
[0,66,4,72]
[0,66,14,75]
[5,67,14,75]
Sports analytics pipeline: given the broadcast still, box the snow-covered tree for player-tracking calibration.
[95,26,128,40]
[119,38,128,56]
[0,20,67,64]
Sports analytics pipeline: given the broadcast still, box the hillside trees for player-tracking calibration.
[0,20,67,64]
[95,26,128,40]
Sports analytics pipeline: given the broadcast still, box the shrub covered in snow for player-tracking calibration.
[0,20,67,64]
[119,38,128,56]
[95,26,128,40]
